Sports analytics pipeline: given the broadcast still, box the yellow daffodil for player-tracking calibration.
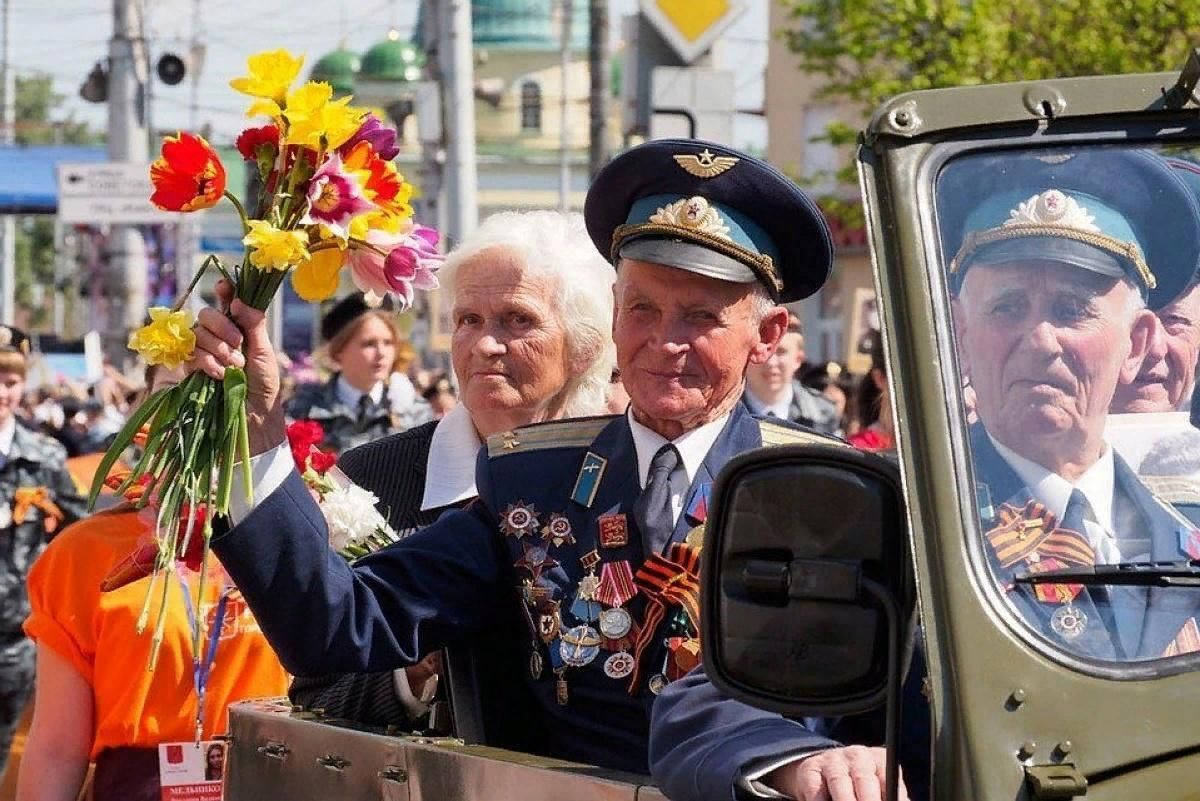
[230,49,304,104]
[243,220,310,271]
[283,82,365,150]
[127,307,196,369]
[291,246,345,301]
[246,99,283,120]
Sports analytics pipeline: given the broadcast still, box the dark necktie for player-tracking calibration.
[356,394,372,430]
[634,444,682,559]
[1059,489,1091,552]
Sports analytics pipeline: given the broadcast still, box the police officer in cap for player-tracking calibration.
[0,325,84,773]
[189,139,837,772]
[287,292,431,453]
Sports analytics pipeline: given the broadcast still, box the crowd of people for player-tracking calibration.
[6,133,1200,801]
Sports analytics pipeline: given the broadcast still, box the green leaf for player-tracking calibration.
[86,387,172,510]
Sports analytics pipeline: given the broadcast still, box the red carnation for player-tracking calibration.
[287,420,326,471]
[307,450,337,475]
[235,124,280,162]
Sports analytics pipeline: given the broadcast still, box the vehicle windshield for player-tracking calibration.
[936,143,1200,666]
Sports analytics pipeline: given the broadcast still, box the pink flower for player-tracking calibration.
[383,226,442,307]
[301,153,374,238]
[348,225,442,309]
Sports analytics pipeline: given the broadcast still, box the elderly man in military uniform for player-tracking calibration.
[945,148,1200,662]
[187,139,837,774]
[0,325,84,773]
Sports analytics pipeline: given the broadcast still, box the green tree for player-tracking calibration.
[781,0,1200,221]
[10,75,101,329]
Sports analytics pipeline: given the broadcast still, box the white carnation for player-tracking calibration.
[321,484,392,552]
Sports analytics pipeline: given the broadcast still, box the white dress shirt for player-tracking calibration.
[744,385,795,420]
[335,375,384,409]
[627,409,729,526]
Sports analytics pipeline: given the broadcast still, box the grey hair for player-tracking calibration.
[1140,429,1200,477]
[438,210,616,418]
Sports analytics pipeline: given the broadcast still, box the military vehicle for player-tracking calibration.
[223,55,1200,801]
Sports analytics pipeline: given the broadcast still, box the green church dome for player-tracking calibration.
[415,0,588,52]
[360,34,424,83]
[309,48,360,96]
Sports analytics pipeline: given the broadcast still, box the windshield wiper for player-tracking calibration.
[1014,561,1200,588]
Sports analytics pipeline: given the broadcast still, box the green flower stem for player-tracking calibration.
[223,190,250,235]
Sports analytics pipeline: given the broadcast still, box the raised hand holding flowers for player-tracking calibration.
[94,48,441,661]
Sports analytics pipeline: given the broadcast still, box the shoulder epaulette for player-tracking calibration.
[487,415,618,458]
[757,418,847,448]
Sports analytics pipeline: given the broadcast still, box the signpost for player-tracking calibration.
[638,0,746,64]
[55,162,178,225]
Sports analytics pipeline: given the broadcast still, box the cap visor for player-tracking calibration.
[618,237,757,284]
[965,236,1128,281]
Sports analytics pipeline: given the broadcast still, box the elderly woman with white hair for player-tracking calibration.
[289,209,617,725]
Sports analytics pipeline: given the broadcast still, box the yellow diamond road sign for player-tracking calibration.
[640,0,746,64]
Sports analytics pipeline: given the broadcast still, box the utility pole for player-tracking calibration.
[440,0,477,246]
[587,0,609,179]
[558,0,573,211]
[0,0,14,327]
[106,0,149,362]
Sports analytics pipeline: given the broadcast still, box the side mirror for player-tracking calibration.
[700,443,915,718]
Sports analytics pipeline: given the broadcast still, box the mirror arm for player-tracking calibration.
[740,559,863,602]
[861,577,902,801]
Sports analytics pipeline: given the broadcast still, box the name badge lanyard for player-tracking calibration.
[179,569,233,742]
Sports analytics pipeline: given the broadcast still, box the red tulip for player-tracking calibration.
[150,132,227,212]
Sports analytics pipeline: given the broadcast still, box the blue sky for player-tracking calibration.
[13,0,767,149]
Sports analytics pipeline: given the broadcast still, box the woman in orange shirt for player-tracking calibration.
[15,495,289,800]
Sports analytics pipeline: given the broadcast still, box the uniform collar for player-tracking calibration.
[0,416,13,457]
[744,384,794,419]
[989,433,1116,532]
[335,374,385,409]
[420,403,482,511]
[627,408,730,490]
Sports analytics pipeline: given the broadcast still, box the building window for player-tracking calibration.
[520,81,542,131]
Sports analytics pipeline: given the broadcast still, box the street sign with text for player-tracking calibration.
[56,162,179,224]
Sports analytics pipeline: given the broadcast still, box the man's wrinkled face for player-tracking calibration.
[1111,281,1200,413]
[955,261,1153,458]
[613,259,783,436]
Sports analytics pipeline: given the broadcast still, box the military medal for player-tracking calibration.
[1051,604,1088,640]
[596,562,637,607]
[648,674,668,695]
[604,651,635,679]
[537,600,563,643]
[685,483,711,523]
[685,525,705,550]
[542,513,575,547]
[1180,525,1200,560]
[598,514,629,548]
[514,542,559,580]
[530,649,544,679]
[666,636,702,680]
[560,625,602,667]
[555,670,569,705]
[500,501,540,539]
[599,607,633,639]
[571,552,603,621]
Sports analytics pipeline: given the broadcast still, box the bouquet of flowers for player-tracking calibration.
[286,421,402,559]
[89,49,442,656]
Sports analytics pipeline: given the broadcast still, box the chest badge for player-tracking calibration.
[500,501,540,539]
[571,452,608,508]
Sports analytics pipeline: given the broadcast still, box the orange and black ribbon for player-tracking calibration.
[13,487,64,534]
[985,499,1095,603]
[628,543,701,693]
